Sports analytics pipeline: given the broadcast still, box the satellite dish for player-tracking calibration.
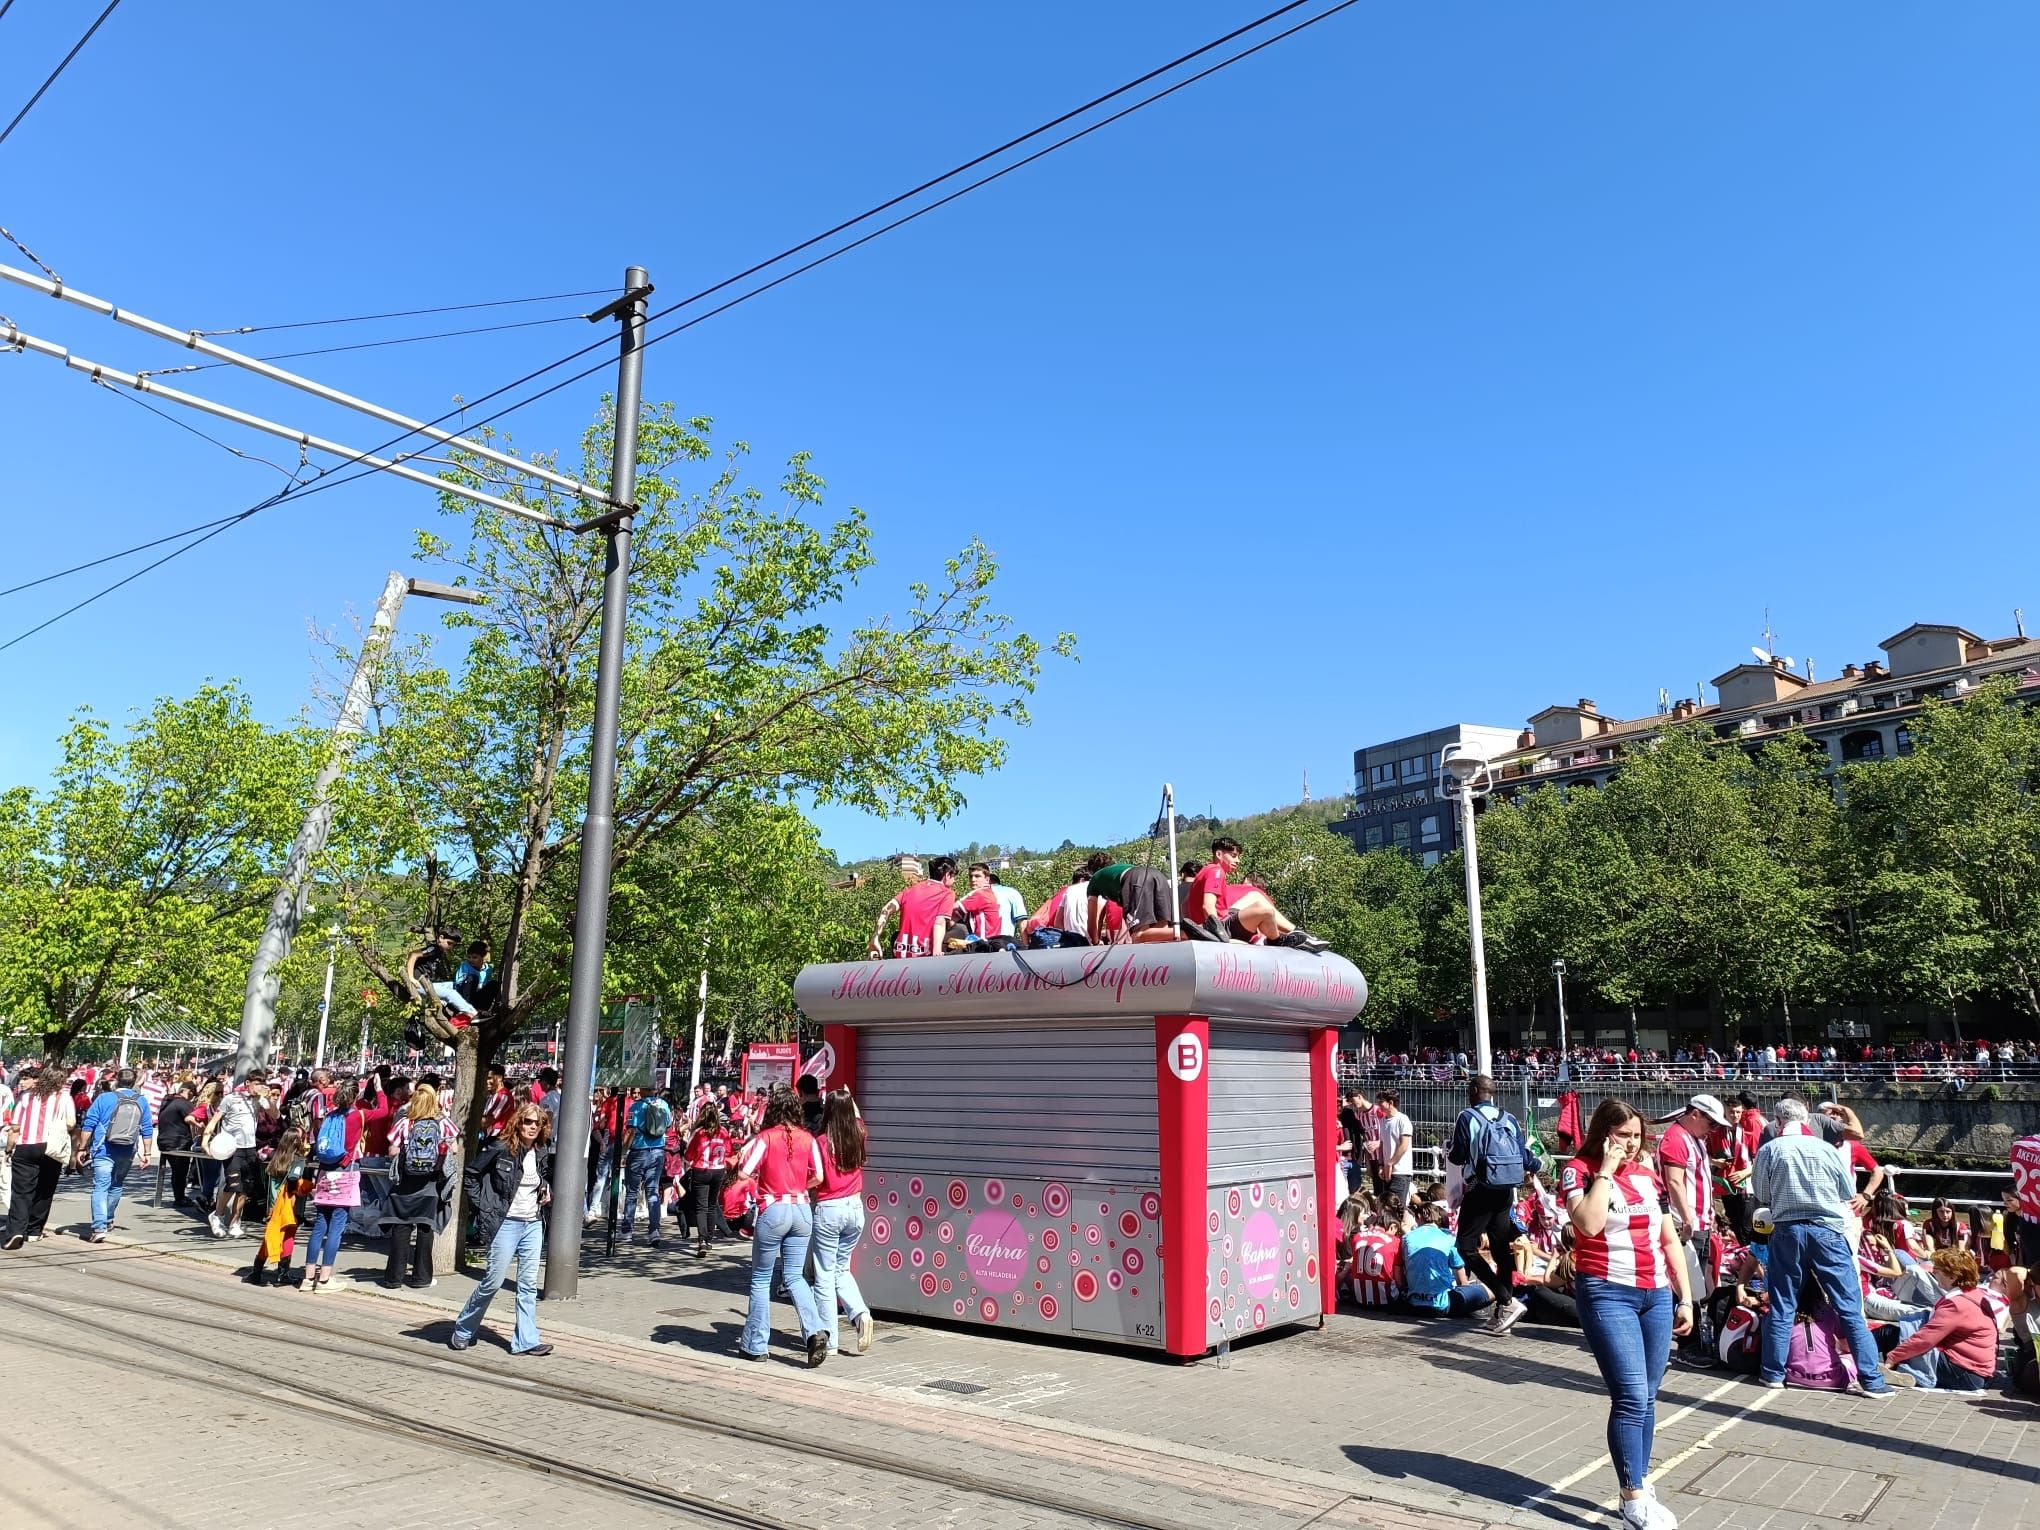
[1779,656,1796,670]
[1751,645,1773,664]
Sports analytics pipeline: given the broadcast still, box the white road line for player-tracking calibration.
[1515,1377,1746,1521]
[1612,1383,1784,1509]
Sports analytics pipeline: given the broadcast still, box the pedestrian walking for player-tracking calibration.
[0,1067,12,1224]
[686,1104,733,1257]
[620,1087,673,1247]
[156,1082,197,1207]
[811,1090,874,1358]
[449,1103,554,1356]
[79,1066,155,1242]
[302,1080,366,1291]
[3,1063,77,1249]
[384,1082,451,1289]
[1751,1098,1892,1397]
[734,1086,826,1367]
[1447,1074,1532,1336]
[1562,1098,1695,1530]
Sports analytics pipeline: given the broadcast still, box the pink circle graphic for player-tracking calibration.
[947,1180,968,1208]
[941,1278,952,1293]
[905,1217,923,1240]
[909,1177,924,1198]
[865,1194,879,1212]
[1042,1228,1060,1252]
[1249,1182,1264,1207]
[1227,1188,1242,1218]
[1287,1179,1303,1208]
[1206,1210,1221,1236]
[1288,1283,1302,1309]
[1025,1204,1038,1217]
[984,1179,1006,1204]
[1305,1255,1319,1282]
[1073,1269,1099,1302]
[1123,1248,1144,1276]
[954,1299,967,1316]
[910,1247,925,1267]
[920,1272,939,1296]
[932,1250,946,1269]
[1241,1210,1281,1299]
[1287,1221,1300,1245]
[1142,1192,1162,1220]
[888,1192,899,1206]
[1037,1255,1052,1274]
[1039,1294,1059,1322]
[871,1217,891,1245]
[937,1221,954,1244]
[1084,1224,1102,1246]
[1119,1211,1142,1239]
[1253,1303,1268,1330]
[979,1297,1000,1324]
[1219,1268,1229,1287]
[887,1249,903,1270]
[1106,1269,1124,1290]
[924,1198,940,1219]
[1044,1183,1070,1216]
[1099,1202,1111,1216]
[1209,1297,1223,1324]
[964,1208,1030,1293]
[1222,1235,1234,1258]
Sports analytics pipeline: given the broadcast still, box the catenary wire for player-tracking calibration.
[96,380,309,482]
[148,310,596,376]
[203,287,620,337]
[0,0,124,152]
[0,222,58,281]
[0,0,1358,649]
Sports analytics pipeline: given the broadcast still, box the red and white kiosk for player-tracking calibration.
[793,943,1367,1356]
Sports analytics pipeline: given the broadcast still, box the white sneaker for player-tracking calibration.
[1493,1297,1528,1336]
[1641,1483,1678,1529]
[1618,1493,1675,1530]
[855,1311,874,1355]
[208,1212,226,1238]
[228,1222,245,1240]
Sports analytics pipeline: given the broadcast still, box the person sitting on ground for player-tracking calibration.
[405,928,480,1026]
[1349,1209,1404,1308]
[1886,1247,2001,1392]
[1180,837,1329,952]
[868,856,959,958]
[1515,1230,1580,1327]
[1402,1202,1489,1318]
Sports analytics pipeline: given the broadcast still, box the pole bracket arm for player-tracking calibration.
[570,504,637,535]
[587,283,655,323]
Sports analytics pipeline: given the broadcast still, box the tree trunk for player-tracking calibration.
[432,1030,484,1278]
[721,1019,736,1066]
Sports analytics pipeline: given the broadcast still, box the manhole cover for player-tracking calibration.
[658,1307,707,1318]
[1682,1453,1893,1522]
[921,1378,989,1396]
[879,1333,911,1345]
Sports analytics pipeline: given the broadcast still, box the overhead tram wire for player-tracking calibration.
[0,0,124,152]
[203,287,620,337]
[0,0,1359,649]
[152,310,598,376]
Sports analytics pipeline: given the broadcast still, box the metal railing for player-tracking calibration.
[1343,1059,2040,1086]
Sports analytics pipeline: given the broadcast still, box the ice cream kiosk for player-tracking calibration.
[792,942,1367,1356]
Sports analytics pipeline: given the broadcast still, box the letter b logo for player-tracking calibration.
[1166,1033,1204,1083]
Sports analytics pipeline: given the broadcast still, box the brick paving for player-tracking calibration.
[2,1173,2031,1529]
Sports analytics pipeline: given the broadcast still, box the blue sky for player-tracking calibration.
[2,3,2034,862]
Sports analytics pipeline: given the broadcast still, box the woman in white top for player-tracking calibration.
[449,1105,554,1356]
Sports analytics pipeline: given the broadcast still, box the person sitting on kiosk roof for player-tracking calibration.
[1085,857,1179,944]
[868,856,959,958]
[956,862,1018,951]
[1022,858,1102,948]
[1183,837,1329,953]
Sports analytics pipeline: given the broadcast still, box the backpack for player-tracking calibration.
[635,1097,672,1149]
[105,1090,144,1149]
[315,1110,351,1169]
[401,1116,444,1177]
[287,1090,317,1135]
[1468,1105,1528,1189]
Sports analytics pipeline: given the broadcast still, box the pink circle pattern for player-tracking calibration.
[1205,1176,1322,1343]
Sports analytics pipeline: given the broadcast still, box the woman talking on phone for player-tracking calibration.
[1563,1098,1695,1530]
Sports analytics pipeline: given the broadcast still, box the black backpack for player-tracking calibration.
[402,1117,444,1177]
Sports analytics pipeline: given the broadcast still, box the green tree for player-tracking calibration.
[0,687,314,1060]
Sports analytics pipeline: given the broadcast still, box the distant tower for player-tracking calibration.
[1302,768,1311,805]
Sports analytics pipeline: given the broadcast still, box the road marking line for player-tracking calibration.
[1516,1377,1745,1518]
[1610,1383,1784,1509]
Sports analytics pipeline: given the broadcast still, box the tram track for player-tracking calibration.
[0,1258,1202,1530]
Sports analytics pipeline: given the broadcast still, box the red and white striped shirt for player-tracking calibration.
[8,1088,77,1153]
[1562,1156,1668,1289]
[1347,1228,1401,1307]
[1656,1122,1713,1234]
[2011,1134,2040,1222]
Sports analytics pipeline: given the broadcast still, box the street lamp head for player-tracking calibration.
[1552,958,1566,977]
[405,577,486,606]
[1439,746,1493,798]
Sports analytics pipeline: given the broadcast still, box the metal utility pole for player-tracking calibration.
[314,930,338,1067]
[1440,747,1495,1079]
[1552,958,1570,1081]
[546,265,650,1301]
[234,574,482,1079]
[236,570,406,1080]
[689,936,709,1100]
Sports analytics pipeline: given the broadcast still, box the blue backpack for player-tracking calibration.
[1467,1105,1528,1188]
[315,1110,350,1169]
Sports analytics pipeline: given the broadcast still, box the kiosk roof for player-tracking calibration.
[795,943,1367,1030]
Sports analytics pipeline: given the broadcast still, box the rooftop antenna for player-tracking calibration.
[1657,687,1670,716]
[2018,607,2028,640]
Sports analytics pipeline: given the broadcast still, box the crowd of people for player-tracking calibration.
[1357,1038,2040,1084]
[1335,1078,2040,1529]
[0,1051,877,1369]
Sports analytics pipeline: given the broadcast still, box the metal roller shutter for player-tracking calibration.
[1207,1024,1314,1184]
[857,1024,1158,1181]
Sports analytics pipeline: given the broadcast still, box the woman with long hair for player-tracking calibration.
[1925,1198,1971,1252]
[248,1127,314,1287]
[302,1080,365,1292]
[685,1103,734,1257]
[1562,1098,1694,1530]
[734,1086,826,1366]
[811,1090,875,1357]
[189,1078,224,1209]
[449,1103,554,1356]
[383,1083,451,1290]
[2,1063,78,1249]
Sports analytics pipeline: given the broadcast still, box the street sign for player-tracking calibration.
[799,1041,837,1083]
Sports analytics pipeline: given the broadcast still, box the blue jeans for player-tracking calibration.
[1574,1275,1674,1494]
[90,1149,135,1233]
[1758,1221,1887,1390]
[428,979,478,1018]
[812,1195,869,1353]
[455,1216,544,1352]
[742,1200,821,1356]
[621,1146,664,1237]
[305,1206,350,1267]
[1916,1348,1990,1392]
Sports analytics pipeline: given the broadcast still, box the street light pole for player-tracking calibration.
[546,264,651,1302]
[1441,747,1496,1079]
[1552,958,1569,1081]
[314,927,339,1067]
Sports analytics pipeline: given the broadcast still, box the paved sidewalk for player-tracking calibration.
[26,1173,2039,1530]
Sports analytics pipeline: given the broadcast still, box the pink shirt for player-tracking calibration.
[818,1124,866,1201]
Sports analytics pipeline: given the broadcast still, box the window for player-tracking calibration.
[1369,762,1395,788]
[1840,729,1885,762]
[1818,702,1841,721]
[1895,724,1913,756]
[1400,756,1427,783]
[1421,850,1441,868]
[1364,826,1383,850]
[1391,820,1412,846]
[1419,815,1441,844]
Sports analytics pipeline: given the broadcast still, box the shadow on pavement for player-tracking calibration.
[1341,1445,1603,1520]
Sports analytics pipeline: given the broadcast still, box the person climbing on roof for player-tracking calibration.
[868,856,959,958]
[1182,837,1329,952]
[1085,857,1180,943]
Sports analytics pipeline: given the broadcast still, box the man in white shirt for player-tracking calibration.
[208,1075,266,1240]
[1376,1090,1413,1203]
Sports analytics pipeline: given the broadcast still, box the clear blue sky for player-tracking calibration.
[2,3,2034,862]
